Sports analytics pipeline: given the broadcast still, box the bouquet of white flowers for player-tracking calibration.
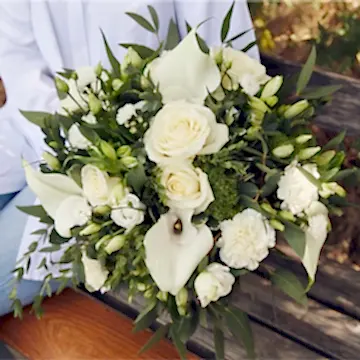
[11,5,358,359]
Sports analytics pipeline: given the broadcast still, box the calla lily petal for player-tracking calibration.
[144,209,214,295]
[150,29,221,104]
[24,161,83,219]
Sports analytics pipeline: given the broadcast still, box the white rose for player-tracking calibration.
[54,195,92,238]
[277,161,320,215]
[82,251,109,293]
[111,193,145,232]
[161,163,214,214]
[194,263,235,308]
[81,113,97,124]
[302,201,329,282]
[218,209,276,270]
[116,101,145,126]
[213,47,270,96]
[144,101,229,164]
[68,124,92,150]
[81,164,120,207]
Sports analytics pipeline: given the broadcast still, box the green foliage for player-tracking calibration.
[221,1,235,42]
[165,19,180,50]
[139,323,170,354]
[296,46,317,95]
[283,223,306,258]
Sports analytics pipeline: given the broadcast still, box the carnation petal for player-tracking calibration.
[82,252,109,292]
[23,160,83,219]
[150,29,221,104]
[144,209,214,295]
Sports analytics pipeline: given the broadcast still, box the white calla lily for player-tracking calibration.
[23,160,83,219]
[149,29,221,104]
[144,208,214,295]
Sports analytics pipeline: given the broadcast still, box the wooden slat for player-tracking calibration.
[0,289,196,360]
[105,289,322,360]
[261,53,360,134]
[264,251,360,320]
[238,273,360,360]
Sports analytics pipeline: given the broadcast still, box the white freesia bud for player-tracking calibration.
[111,193,145,232]
[319,182,346,198]
[42,151,61,170]
[112,79,124,91]
[55,77,69,94]
[95,62,103,77]
[218,209,276,270]
[175,288,188,307]
[295,134,312,144]
[194,263,235,308]
[161,163,214,214]
[270,219,285,232]
[279,210,296,222]
[100,141,117,161]
[156,291,168,302]
[105,235,126,254]
[272,144,294,158]
[80,223,102,236]
[298,146,321,161]
[261,75,283,99]
[108,183,126,207]
[249,97,270,113]
[316,150,336,166]
[284,100,309,119]
[225,107,238,126]
[140,75,152,90]
[121,156,138,169]
[117,145,132,157]
[68,124,92,150]
[144,101,229,165]
[264,95,278,107]
[260,203,277,216]
[123,47,143,70]
[95,235,112,251]
[93,205,111,216]
[88,93,102,115]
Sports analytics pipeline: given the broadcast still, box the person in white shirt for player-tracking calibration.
[0,0,258,315]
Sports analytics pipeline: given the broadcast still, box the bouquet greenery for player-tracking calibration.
[11,4,358,359]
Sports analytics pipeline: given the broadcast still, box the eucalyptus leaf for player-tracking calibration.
[133,301,158,333]
[39,244,61,253]
[147,5,159,32]
[296,46,316,95]
[214,324,225,360]
[139,323,170,354]
[165,19,181,50]
[322,130,346,151]
[67,163,83,188]
[20,111,52,128]
[79,126,100,145]
[238,182,259,198]
[50,229,69,245]
[101,30,121,77]
[196,34,210,54]
[170,326,187,360]
[126,12,156,33]
[17,205,48,219]
[126,163,147,196]
[261,172,281,197]
[270,268,308,306]
[225,28,252,45]
[333,168,358,181]
[223,306,255,359]
[241,41,257,53]
[221,1,235,42]
[301,84,342,99]
[283,222,306,258]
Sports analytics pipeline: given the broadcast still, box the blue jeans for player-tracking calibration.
[0,187,58,316]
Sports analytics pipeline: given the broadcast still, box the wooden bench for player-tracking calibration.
[92,253,360,359]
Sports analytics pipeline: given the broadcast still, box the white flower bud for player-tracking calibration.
[264,95,278,107]
[279,210,296,222]
[117,145,132,158]
[261,75,283,99]
[249,96,270,113]
[123,47,143,70]
[105,235,126,254]
[93,205,111,216]
[175,288,188,308]
[270,219,285,232]
[319,182,346,198]
[156,291,168,302]
[42,151,61,170]
[272,144,294,158]
[284,100,309,119]
[88,93,102,115]
[298,146,321,160]
[112,79,124,91]
[261,203,277,216]
[140,76,151,90]
[121,156,138,169]
[100,141,117,161]
[55,77,69,93]
[316,150,336,166]
[95,62,103,77]
[80,223,102,236]
[295,134,313,144]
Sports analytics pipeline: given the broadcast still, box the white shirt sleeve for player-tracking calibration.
[174,0,259,60]
[0,2,59,161]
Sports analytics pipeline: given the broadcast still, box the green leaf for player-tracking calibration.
[301,84,342,99]
[101,30,121,77]
[170,326,187,360]
[261,172,281,197]
[119,43,155,59]
[196,34,210,54]
[296,46,316,95]
[231,269,249,277]
[165,19,180,50]
[283,222,306,258]
[133,301,158,333]
[176,310,199,343]
[31,229,48,236]
[67,163,83,188]
[126,12,156,33]
[322,130,346,151]
[270,268,308,306]
[56,277,69,295]
[223,306,255,359]
[214,324,225,360]
[238,182,259,198]
[40,244,61,253]
[79,126,100,145]
[147,5,159,32]
[139,324,170,354]
[127,163,147,196]
[221,1,235,42]
[241,41,257,53]
[49,229,69,245]
[17,205,47,219]
[225,28,252,44]
[56,113,75,131]
[239,195,263,214]
[333,168,358,181]
[20,111,52,128]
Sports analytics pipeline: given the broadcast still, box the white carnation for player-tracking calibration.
[111,193,145,232]
[161,163,214,214]
[82,252,109,293]
[116,101,145,126]
[218,209,276,270]
[277,161,320,215]
[144,100,228,165]
[194,263,235,308]
[68,124,92,150]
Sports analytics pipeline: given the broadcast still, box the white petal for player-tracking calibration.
[82,252,109,292]
[54,195,92,238]
[23,161,83,219]
[200,123,229,155]
[150,29,221,104]
[144,209,214,295]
